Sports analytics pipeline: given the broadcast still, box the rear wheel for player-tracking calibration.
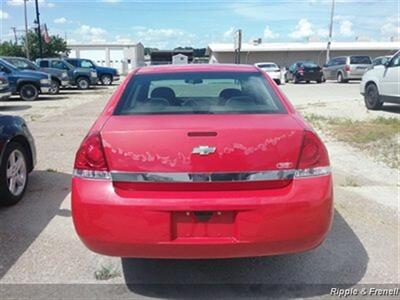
[275,79,281,85]
[0,142,29,206]
[19,83,39,101]
[77,77,90,90]
[306,80,310,83]
[49,79,60,95]
[101,74,113,86]
[364,83,382,110]
[337,72,348,83]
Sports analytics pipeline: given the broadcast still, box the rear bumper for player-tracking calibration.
[267,72,281,81]
[72,175,333,259]
[0,90,11,99]
[41,86,50,93]
[344,72,363,80]
[296,72,322,81]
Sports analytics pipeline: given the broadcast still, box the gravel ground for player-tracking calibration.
[0,82,398,299]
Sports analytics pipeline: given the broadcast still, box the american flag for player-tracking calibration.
[42,24,51,44]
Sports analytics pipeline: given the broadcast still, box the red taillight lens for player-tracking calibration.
[297,130,330,169]
[74,132,109,171]
[344,65,350,72]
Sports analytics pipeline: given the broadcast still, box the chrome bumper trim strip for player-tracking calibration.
[110,170,297,183]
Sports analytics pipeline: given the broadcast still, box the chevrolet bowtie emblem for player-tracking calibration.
[192,146,216,156]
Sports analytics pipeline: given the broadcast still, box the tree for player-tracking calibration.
[0,41,25,57]
[23,30,70,60]
[0,30,69,60]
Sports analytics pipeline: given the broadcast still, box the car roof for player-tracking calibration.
[136,64,259,75]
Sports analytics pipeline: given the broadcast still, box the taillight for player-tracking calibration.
[344,65,350,72]
[295,130,330,178]
[73,132,110,179]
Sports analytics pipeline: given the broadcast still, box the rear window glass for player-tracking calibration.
[257,63,278,69]
[38,60,49,68]
[350,56,372,64]
[300,61,318,68]
[114,71,286,115]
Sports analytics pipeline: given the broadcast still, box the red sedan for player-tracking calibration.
[72,64,333,259]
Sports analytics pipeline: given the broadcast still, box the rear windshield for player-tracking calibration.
[350,56,372,64]
[300,61,318,68]
[257,63,278,69]
[114,71,286,115]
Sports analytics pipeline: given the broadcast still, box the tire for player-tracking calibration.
[49,79,60,95]
[100,74,113,86]
[0,142,29,206]
[337,72,348,83]
[306,80,310,83]
[316,77,322,83]
[275,79,281,85]
[19,84,39,101]
[364,83,382,110]
[76,77,90,90]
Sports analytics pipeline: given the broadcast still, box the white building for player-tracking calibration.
[207,42,400,66]
[68,43,145,74]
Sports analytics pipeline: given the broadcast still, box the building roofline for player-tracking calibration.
[207,42,400,54]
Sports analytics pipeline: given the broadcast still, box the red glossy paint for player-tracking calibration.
[71,64,333,259]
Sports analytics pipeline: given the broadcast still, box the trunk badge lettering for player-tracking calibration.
[192,146,216,156]
[276,162,293,169]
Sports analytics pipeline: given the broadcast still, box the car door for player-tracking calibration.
[51,60,73,77]
[380,52,400,98]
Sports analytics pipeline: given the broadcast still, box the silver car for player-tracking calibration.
[323,55,372,83]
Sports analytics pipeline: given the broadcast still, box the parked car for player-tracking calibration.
[0,58,51,101]
[36,58,98,90]
[372,56,392,66]
[72,64,333,259]
[1,56,69,95]
[323,55,372,83]
[0,114,36,205]
[360,50,400,110]
[255,62,283,85]
[0,73,11,100]
[285,61,323,83]
[64,58,119,86]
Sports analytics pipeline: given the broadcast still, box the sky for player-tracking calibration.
[0,0,399,49]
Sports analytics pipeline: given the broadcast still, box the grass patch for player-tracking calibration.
[46,168,58,173]
[305,114,400,168]
[94,265,120,281]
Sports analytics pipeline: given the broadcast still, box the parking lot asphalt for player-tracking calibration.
[0,82,398,299]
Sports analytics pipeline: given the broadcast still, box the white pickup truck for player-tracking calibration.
[360,50,400,110]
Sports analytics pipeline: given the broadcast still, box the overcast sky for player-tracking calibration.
[0,0,399,49]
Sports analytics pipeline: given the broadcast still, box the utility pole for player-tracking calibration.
[24,0,30,58]
[11,27,17,44]
[234,29,242,64]
[326,0,335,63]
[34,0,43,58]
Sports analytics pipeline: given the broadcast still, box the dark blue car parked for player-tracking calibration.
[0,58,51,101]
[65,58,119,85]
